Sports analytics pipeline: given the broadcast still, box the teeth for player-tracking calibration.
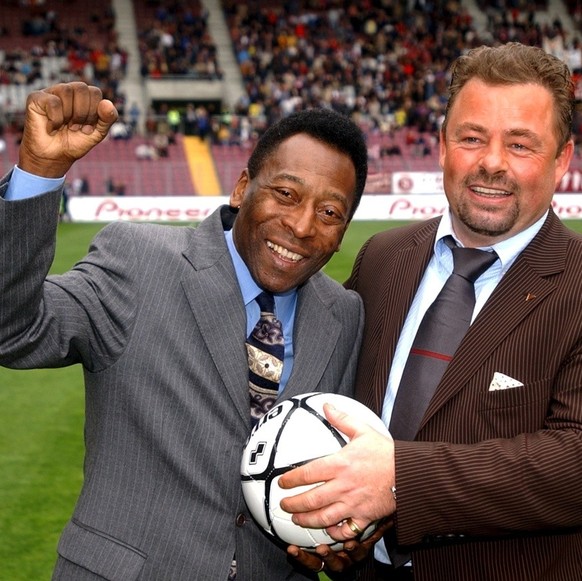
[267,241,304,262]
[472,186,509,196]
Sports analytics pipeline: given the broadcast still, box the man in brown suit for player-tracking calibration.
[280,43,582,581]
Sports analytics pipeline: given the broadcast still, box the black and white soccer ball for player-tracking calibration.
[240,392,389,551]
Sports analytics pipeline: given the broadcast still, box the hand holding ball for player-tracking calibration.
[240,392,389,551]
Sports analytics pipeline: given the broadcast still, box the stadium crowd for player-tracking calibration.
[0,0,127,127]
[137,0,222,79]
[222,0,582,146]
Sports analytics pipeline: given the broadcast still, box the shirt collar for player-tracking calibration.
[435,208,548,272]
[224,229,296,306]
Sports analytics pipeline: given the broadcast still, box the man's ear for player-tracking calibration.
[555,139,574,189]
[230,169,250,208]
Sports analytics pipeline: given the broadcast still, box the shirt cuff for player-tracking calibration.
[4,165,66,201]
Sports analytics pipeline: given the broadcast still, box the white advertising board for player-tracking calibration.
[68,194,582,222]
[392,170,582,195]
[68,196,230,223]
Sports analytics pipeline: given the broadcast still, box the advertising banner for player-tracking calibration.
[68,194,582,222]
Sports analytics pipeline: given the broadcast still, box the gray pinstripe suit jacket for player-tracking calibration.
[0,182,364,581]
[347,210,582,581]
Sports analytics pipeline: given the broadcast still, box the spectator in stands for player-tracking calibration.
[135,141,158,160]
[114,179,126,196]
[380,143,402,157]
[137,0,222,80]
[1,0,127,129]
[127,101,141,135]
[153,131,169,157]
[144,105,158,136]
[104,175,115,194]
[195,104,211,140]
[218,0,581,159]
[72,175,89,195]
[183,102,198,135]
[109,119,130,140]
[0,81,370,580]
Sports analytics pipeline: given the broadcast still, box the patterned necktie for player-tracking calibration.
[386,236,497,567]
[231,293,284,580]
[247,291,284,426]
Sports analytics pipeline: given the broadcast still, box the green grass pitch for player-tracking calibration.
[1,218,581,579]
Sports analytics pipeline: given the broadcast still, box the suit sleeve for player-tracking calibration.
[393,320,582,546]
[0,184,137,372]
[334,290,365,398]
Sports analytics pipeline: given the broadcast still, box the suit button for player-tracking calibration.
[235,513,247,527]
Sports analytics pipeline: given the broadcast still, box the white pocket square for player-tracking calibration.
[488,372,524,391]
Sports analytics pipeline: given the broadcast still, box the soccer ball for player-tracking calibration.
[240,392,389,551]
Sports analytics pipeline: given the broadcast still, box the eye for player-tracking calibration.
[267,186,293,200]
[263,186,294,202]
[319,206,346,225]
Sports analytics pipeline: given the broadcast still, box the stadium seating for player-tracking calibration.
[0,0,115,52]
[65,133,197,196]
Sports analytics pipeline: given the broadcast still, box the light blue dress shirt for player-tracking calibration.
[217,230,298,393]
[375,208,547,565]
[4,165,65,200]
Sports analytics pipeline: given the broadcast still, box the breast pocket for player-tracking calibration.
[477,378,551,439]
[56,519,147,581]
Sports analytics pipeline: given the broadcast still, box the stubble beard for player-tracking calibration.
[454,197,520,239]
[453,172,520,240]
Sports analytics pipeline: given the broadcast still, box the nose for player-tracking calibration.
[479,140,509,173]
[282,205,317,239]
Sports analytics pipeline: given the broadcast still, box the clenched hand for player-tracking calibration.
[18,81,118,178]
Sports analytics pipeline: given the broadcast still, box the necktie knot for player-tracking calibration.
[256,291,275,313]
[445,236,498,283]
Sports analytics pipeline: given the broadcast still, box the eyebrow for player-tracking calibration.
[504,128,543,147]
[274,173,350,207]
[276,172,304,185]
[455,122,543,146]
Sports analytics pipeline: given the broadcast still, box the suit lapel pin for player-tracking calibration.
[525,292,537,301]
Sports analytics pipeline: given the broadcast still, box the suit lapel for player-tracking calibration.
[180,207,251,426]
[177,207,357,424]
[282,276,342,399]
[420,210,567,429]
[364,222,438,415]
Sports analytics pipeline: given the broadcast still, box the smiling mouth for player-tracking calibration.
[471,185,511,197]
[267,240,304,262]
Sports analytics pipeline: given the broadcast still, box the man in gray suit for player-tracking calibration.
[0,82,368,580]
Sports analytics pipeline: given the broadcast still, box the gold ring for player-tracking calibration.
[346,517,364,536]
[316,560,325,573]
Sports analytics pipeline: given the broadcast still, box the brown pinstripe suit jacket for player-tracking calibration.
[346,209,582,581]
